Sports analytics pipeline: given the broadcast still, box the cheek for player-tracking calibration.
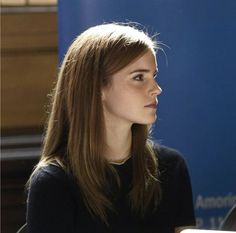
[102,81,148,112]
[104,90,130,109]
[103,89,135,115]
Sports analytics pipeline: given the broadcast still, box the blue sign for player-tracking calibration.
[58,0,236,229]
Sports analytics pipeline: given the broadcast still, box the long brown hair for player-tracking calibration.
[30,22,161,224]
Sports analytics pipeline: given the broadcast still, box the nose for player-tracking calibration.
[150,81,162,97]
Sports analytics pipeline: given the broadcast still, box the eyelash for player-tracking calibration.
[133,74,157,81]
[133,74,144,81]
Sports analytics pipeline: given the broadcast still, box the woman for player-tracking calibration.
[26,23,196,233]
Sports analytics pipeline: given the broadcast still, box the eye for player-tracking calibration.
[133,74,144,81]
[153,71,158,79]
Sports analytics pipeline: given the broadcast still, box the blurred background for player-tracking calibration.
[1,0,236,233]
[1,1,58,232]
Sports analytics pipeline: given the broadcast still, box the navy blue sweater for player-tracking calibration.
[26,145,196,233]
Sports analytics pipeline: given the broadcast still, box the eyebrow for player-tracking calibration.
[130,68,158,76]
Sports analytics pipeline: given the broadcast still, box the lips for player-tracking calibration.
[144,102,157,108]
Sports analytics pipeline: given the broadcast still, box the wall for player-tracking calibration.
[1,10,58,132]
[1,9,58,233]
[58,0,236,229]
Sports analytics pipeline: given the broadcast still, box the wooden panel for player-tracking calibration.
[1,0,26,5]
[1,10,57,233]
[1,11,58,131]
[29,0,57,4]
[1,12,58,51]
[1,52,57,128]
[1,0,57,5]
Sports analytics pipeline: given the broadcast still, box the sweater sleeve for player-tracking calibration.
[26,166,77,233]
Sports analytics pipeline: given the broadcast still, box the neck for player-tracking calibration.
[104,120,132,163]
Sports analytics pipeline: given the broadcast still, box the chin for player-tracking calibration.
[146,119,156,125]
[147,115,157,124]
[135,116,157,125]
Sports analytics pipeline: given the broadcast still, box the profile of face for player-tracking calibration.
[102,49,162,126]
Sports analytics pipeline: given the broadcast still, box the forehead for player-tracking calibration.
[119,50,157,74]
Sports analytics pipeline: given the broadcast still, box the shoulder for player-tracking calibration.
[152,143,191,180]
[32,164,68,182]
[29,164,75,195]
[27,165,80,232]
[153,144,186,167]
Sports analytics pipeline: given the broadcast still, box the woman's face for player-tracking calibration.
[102,49,162,126]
